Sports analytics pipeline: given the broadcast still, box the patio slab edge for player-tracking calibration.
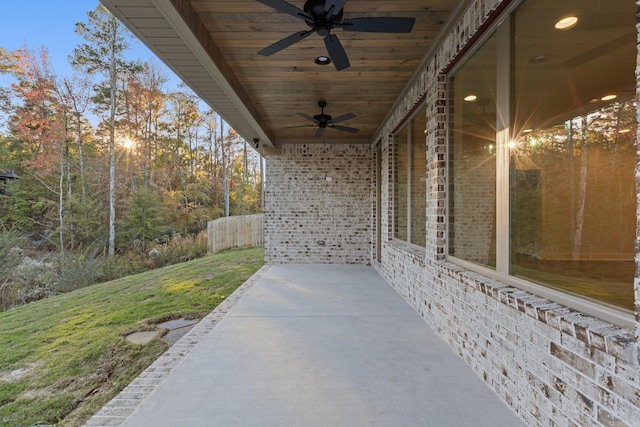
[82,264,273,427]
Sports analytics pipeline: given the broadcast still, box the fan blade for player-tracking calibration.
[255,0,313,21]
[258,30,314,56]
[314,127,325,138]
[324,34,350,71]
[329,125,360,133]
[296,112,318,122]
[330,112,356,124]
[340,17,415,33]
[324,0,348,17]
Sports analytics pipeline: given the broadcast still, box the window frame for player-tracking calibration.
[444,0,636,328]
[392,104,427,251]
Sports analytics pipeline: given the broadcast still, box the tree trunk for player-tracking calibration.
[573,117,588,260]
[66,138,74,248]
[208,125,214,182]
[59,139,65,253]
[221,118,229,217]
[108,30,117,257]
[260,155,264,211]
[214,121,220,206]
[76,113,87,211]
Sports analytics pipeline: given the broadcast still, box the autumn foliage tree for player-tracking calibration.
[0,5,263,263]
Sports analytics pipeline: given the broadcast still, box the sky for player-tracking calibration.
[0,0,183,90]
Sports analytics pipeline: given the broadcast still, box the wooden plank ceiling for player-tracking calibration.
[102,0,461,147]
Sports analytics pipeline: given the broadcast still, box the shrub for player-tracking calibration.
[10,257,57,306]
[0,229,209,310]
[148,231,208,268]
[54,248,104,293]
[0,244,25,309]
[0,228,26,280]
[97,253,148,283]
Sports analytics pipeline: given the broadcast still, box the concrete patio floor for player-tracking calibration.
[85,264,525,427]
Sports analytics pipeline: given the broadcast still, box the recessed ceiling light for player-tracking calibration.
[555,16,578,30]
[314,56,331,65]
[528,54,554,64]
[601,94,617,101]
[464,94,477,102]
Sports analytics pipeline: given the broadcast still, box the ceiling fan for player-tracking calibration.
[291,100,359,138]
[255,0,416,71]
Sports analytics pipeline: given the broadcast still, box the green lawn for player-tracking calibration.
[0,246,264,427]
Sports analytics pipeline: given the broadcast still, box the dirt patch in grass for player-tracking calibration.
[0,246,264,427]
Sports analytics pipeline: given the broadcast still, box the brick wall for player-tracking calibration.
[264,143,372,264]
[378,243,640,426]
[374,0,640,426]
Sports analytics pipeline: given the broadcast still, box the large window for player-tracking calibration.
[448,34,497,268]
[394,106,427,247]
[448,0,636,313]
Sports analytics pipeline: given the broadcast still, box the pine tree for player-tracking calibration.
[72,5,141,256]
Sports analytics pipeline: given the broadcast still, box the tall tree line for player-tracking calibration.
[0,5,262,255]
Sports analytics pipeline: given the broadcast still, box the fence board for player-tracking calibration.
[207,214,264,253]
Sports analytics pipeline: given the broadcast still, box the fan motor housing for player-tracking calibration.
[303,0,343,26]
[313,114,332,127]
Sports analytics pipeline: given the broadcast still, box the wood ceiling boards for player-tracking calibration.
[102,0,461,148]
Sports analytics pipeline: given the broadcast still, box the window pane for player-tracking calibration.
[510,0,636,310]
[394,127,409,241]
[411,107,427,246]
[448,34,497,268]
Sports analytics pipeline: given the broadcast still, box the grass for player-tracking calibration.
[0,246,264,427]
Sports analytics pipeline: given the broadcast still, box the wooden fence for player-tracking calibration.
[207,214,264,254]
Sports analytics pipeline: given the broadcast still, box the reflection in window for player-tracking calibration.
[410,115,427,246]
[394,106,427,246]
[511,106,637,310]
[448,34,497,268]
[510,0,636,310]
[511,102,636,308]
[394,127,409,241]
[448,0,636,311]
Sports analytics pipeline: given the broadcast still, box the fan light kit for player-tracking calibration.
[256,0,415,71]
